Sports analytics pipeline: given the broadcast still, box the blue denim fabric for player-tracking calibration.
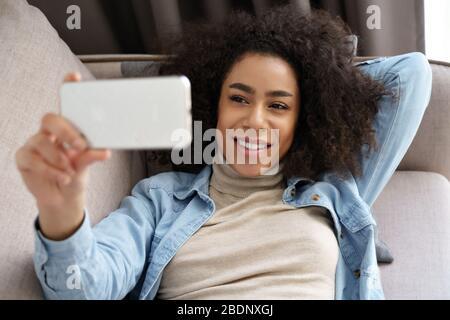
[33,52,432,300]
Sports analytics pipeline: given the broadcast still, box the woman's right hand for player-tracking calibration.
[15,72,111,240]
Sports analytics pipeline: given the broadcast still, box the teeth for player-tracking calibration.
[237,139,268,150]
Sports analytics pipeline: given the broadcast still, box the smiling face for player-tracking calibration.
[216,52,301,177]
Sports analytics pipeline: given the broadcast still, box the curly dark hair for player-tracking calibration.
[150,4,393,180]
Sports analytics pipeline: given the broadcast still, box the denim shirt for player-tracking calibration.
[33,52,432,300]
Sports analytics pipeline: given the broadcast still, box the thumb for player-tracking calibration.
[64,72,82,83]
[72,149,111,172]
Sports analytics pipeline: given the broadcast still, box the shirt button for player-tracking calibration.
[311,194,320,201]
[354,269,361,279]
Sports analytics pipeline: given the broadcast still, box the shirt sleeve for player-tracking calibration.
[33,178,156,300]
[354,52,433,207]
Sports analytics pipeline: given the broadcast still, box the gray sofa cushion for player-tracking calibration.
[373,171,450,299]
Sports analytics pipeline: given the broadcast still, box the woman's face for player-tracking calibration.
[216,52,301,177]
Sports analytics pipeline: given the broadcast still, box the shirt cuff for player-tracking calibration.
[34,208,94,261]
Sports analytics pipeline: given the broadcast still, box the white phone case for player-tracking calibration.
[60,76,192,150]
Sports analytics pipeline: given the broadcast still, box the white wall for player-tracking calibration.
[425,0,450,62]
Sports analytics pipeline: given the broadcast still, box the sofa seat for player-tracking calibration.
[374,171,450,299]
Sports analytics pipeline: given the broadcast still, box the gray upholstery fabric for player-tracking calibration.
[371,207,394,264]
[398,63,450,181]
[373,171,450,299]
[375,236,394,264]
[0,0,144,299]
[82,60,162,80]
[121,61,162,78]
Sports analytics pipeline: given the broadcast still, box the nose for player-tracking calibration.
[243,103,268,130]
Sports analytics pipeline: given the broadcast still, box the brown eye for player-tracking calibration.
[229,95,249,104]
[270,103,288,110]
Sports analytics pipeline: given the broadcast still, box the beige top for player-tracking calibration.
[156,162,339,300]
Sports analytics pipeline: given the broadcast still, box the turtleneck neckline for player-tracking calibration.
[209,161,286,199]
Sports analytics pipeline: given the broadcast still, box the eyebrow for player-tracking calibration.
[229,82,293,98]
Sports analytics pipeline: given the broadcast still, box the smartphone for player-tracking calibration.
[60,76,192,150]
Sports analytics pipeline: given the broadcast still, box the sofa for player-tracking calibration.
[1,0,449,299]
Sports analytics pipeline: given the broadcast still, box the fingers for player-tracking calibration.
[39,113,87,152]
[73,149,111,172]
[16,148,72,186]
[25,133,75,175]
[16,134,111,187]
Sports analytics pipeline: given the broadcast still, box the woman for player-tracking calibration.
[15,5,432,299]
